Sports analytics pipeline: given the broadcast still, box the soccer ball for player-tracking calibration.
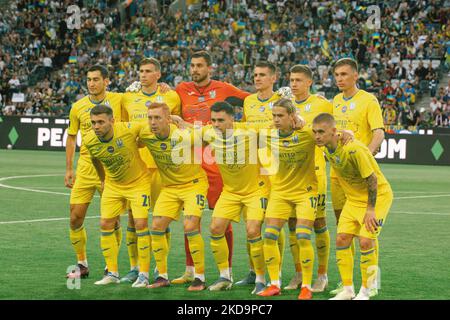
[6,144,12,150]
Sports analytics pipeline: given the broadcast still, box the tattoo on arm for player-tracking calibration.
[366,173,378,208]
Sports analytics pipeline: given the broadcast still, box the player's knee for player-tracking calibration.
[133,219,148,231]
[336,233,352,247]
[359,237,375,251]
[69,205,87,228]
[246,224,261,239]
[184,217,200,233]
[151,217,166,231]
[210,223,226,236]
[100,218,116,230]
[314,218,326,230]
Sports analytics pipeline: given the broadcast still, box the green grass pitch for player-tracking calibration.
[0,150,449,300]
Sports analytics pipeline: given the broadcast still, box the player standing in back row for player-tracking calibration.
[173,51,250,284]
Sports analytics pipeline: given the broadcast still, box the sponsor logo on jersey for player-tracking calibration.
[282,140,289,147]
[198,96,205,102]
[160,143,167,150]
[341,105,347,113]
[145,101,152,107]
[259,106,265,112]
[107,146,114,153]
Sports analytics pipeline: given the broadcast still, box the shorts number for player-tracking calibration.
[142,194,150,207]
[260,197,268,210]
[309,196,318,209]
[196,194,205,207]
[317,194,326,207]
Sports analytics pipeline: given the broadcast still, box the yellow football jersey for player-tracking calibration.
[139,124,207,187]
[122,88,181,168]
[202,123,268,195]
[261,128,317,195]
[324,139,391,207]
[67,92,123,158]
[293,94,333,174]
[84,122,148,185]
[332,90,384,146]
[242,92,280,127]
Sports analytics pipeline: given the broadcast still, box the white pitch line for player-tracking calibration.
[0,174,99,198]
[0,215,101,225]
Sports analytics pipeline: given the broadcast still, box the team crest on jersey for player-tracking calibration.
[334,156,341,164]
[209,90,216,98]
[145,101,152,107]
[104,100,110,107]
[341,105,347,113]
[156,96,164,103]
[349,102,355,110]
[198,96,205,102]
[160,143,167,150]
[170,140,177,148]
[107,146,115,153]
[305,104,311,112]
[282,140,289,147]
[268,102,274,110]
[116,138,124,148]
[292,135,299,144]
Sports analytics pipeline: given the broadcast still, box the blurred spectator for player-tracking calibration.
[434,108,449,127]
[430,97,442,113]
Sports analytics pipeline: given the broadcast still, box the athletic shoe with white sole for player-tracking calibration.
[131,273,149,288]
[94,272,120,285]
[329,288,355,300]
[311,275,328,293]
[208,277,232,291]
[120,269,139,284]
[284,275,302,290]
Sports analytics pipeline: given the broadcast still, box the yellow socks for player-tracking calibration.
[70,226,87,263]
[314,226,330,276]
[136,228,151,274]
[114,225,122,250]
[278,228,286,270]
[100,228,119,273]
[336,245,354,286]
[186,231,205,280]
[126,227,138,269]
[151,230,168,278]
[263,225,281,286]
[288,227,302,273]
[165,227,172,251]
[296,225,314,287]
[248,236,265,280]
[361,247,378,288]
[210,233,230,278]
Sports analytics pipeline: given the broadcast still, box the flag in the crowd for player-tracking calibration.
[372,32,381,39]
[69,56,77,64]
[118,70,125,78]
[321,39,331,59]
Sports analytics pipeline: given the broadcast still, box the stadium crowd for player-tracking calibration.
[0,0,449,127]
